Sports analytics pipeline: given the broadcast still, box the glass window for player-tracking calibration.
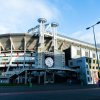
[77,50,81,55]
[88,77,90,82]
[93,53,96,58]
[96,67,98,69]
[86,58,88,62]
[87,71,89,74]
[90,66,91,69]
[12,62,23,64]
[93,60,95,63]
[85,52,88,57]
[86,65,89,68]
[25,62,35,64]
[89,59,91,63]
[92,66,94,69]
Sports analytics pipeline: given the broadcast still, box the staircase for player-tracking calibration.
[1,67,29,77]
[0,67,29,83]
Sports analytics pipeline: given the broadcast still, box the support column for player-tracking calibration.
[44,71,47,84]
[51,22,58,51]
[37,18,47,68]
[17,76,20,84]
[6,37,13,72]
[52,72,55,83]
[25,70,27,84]
[80,46,82,57]
[24,36,26,69]
[20,76,23,84]
[38,72,41,84]
[38,18,47,48]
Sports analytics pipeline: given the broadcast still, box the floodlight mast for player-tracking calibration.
[51,22,58,51]
[38,18,47,47]
[86,21,100,78]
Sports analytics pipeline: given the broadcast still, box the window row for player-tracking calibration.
[12,62,35,64]
[77,50,100,58]
[0,62,35,64]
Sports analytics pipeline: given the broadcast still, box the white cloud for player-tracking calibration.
[1,0,99,45]
[70,25,100,44]
[0,25,10,34]
[0,0,61,34]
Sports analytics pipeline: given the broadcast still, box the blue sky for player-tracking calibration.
[0,0,100,44]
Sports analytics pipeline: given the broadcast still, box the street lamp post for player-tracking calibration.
[86,21,100,78]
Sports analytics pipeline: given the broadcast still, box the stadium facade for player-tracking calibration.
[0,18,100,85]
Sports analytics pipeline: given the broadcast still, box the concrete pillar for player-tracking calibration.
[20,76,23,83]
[25,70,27,84]
[17,76,20,84]
[52,72,55,83]
[51,22,58,51]
[24,36,26,69]
[38,72,41,84]
[44,71,47,84]
[38,18,47,48]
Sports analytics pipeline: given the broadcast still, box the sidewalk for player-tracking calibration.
[0,83,99,93]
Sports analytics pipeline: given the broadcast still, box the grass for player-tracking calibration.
[0,83,29,86]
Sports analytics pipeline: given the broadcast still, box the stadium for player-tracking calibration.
[0,18,100,85]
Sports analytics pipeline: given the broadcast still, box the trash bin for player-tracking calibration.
[29,83,32,87]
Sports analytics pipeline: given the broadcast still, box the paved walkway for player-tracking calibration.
[0,83,99,93]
